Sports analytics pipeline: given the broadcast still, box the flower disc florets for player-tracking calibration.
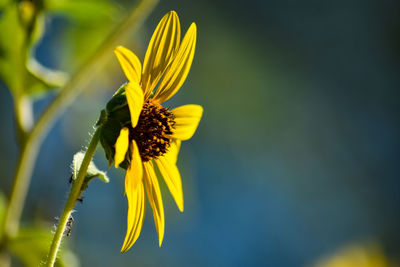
[97,11,203,253]
[130,100,175,161]
[97,84,176,168]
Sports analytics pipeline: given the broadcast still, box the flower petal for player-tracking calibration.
[114,46,142,84]
[121,141,144,252]
[154,156,184,212]
[153,23,197,103]
[114,127,130,168]
[143,161,165,246]
[164,139,181,164]
[121,179,145,253]
[142,11,181,98]
[171,104,203,141]
[126,140,143,190]
[125,82,144,128]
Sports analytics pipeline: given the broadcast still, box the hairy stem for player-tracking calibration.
[45,128,101,267]
[0,0,157,264]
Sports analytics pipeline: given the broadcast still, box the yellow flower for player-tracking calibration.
[113,11,202,252]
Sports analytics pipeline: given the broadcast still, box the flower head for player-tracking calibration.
[98,11,202,252]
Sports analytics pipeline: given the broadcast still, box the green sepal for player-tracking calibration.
[99,116,121,167]
[98,83,134,169]
[105,83,128,113]
[96,109,108,127]
[71,151,109,194]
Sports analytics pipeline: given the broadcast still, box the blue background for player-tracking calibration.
[1,0,399,266]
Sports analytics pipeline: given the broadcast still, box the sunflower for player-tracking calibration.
[109,11,202,252]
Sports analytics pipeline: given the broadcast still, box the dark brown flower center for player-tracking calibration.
[129,100,175,162]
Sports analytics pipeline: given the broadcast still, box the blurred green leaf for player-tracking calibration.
[44,0,117,23]
[60,24,114,71]
[50,0,117,71]
[0,2,61,97]
[0,0,10,10]
[8,226,79,267]
[0,192,5,216]
[72,151,109,193]
[0,192,6,235]
[0,3,26,94]
[26,58,68,96]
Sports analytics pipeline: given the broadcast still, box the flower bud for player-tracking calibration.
[97,84,131,168]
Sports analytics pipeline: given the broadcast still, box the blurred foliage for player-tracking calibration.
[1,192,77,266]
[0,0,120,265]
[0,192,5,233]
[0,2,50,96]
[1,0,398,265]
[49,0,119,72]
[8,227,78,267]
[313,243,395,267]
[43,0,116,22]
[0,0,117,98]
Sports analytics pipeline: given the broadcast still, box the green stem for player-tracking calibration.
[46,128,101,267]
[0,0,157,262]
[0,135,39,239]
[14,94,33,145]
[28,0,158,155]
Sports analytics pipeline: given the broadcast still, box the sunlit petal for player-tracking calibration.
[126,140,143,191]
[164,139,181,164]
[153,23,197,103]
[121,141,144,252]
[125,82,144,128]
[121,179,145,253]
[171,104,203,140]
[114,46,142,84]
[142,11,181,98]
[143,161,165,246]
[154,156,184,212]
[114,127,130,168]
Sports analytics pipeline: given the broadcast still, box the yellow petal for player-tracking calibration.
[142,11,181,98]
[114,46,142,84]
[164,139,181,164]
[171,104,203,140]
[121,179,145,253]
[121,141,144,252]
[153,23,197,103]
[143,161,165,246]
[154,156,184,212]
[114,127,130,168]
[126,140,143,191]
[125,82,144,128]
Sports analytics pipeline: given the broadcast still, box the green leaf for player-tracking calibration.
[26,58,68,96]
[72,151,109,193]
[0,2,60,97]
[0,192,6,237]
[44,0,117,23]
[0,192,6,217]
[43,0,118,71]
[0,0,10,10]
[0,3,26,94]
[8,226,79,267]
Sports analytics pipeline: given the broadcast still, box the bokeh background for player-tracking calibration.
[1,0,399,266]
